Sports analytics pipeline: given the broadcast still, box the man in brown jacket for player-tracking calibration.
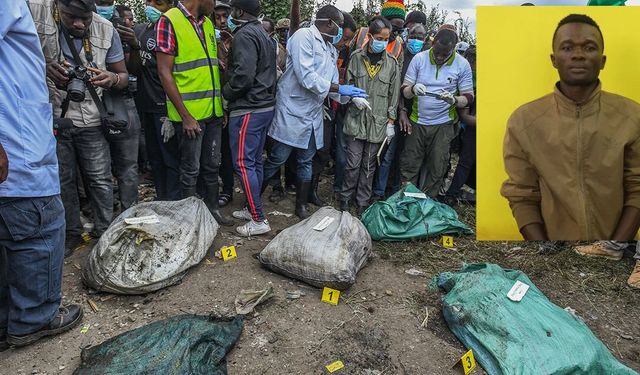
[501,14,640,244]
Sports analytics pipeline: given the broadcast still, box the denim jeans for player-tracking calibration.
[174,117,223,197]
[57,126,113,237]
[0,196,65,335]
[109,99,140,210]
[263,133,317,184]
[266,137,297,189]
[141,112,180,201]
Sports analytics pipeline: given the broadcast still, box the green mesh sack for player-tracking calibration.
[437,263,638,375]
[74,315,243,375]
[361,183,472,241]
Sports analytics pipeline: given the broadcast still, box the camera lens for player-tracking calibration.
[67,78,86,102]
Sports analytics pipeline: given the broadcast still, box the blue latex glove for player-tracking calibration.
[338,85,368,98]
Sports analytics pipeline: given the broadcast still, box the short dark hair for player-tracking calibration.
[552,14,604,51]
[115,4,131,16]
[263,17,275,33]
[434,29,457,46]
[342,11,356,32]
[368,16,391,36]
[404,10,426,26]
[316,5,342,25]
[58,0,95,12]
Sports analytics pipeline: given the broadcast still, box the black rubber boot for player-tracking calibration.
[309,174,326,207]
[181,186,197,199]
[295,179,311,220]
[206,185,233,226]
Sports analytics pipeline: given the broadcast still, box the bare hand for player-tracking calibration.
[117,25,139,49]
[183,116,201,139]
[87,67,117,88]
[399,111,412,135]
[0,143,8,184]
[47,61,70,87]
[222,113,228,128]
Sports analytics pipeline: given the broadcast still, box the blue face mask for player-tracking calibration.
[215,28,221,39]
[318,18,343,45]
[144,5,162,23]
[227,15,246,33]
[371,39,388,54]
[96,4,115,20]
[406,39,425,55]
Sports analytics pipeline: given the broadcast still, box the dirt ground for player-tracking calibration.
[1,177,639,375]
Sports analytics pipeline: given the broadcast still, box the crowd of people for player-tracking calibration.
[0,0,477,349]
[45,0,477,240]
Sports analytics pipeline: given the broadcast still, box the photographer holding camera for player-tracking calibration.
[28,0,128,255]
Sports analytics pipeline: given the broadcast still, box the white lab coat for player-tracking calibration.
[268,25,339,149]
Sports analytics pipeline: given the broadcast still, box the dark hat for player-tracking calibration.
[229,0,260,16]
[215,0,231,10]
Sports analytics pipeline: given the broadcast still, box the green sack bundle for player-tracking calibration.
[74,315,243,375]
[587,0,626,5]
[437,264,638,375]
[361,183,473,241]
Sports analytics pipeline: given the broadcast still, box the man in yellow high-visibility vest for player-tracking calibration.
[156,0,232,225]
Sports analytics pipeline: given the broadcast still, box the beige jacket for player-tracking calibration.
[28,0,116,127]
[501,83,640,240]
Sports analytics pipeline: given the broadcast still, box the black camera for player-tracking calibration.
[66,65,91,102]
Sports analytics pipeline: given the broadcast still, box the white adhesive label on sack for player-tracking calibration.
[404,192,428,199]
[507,280,530,302]
[313,216,335,231]
[124,215,160,225]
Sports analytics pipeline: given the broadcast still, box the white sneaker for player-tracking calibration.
[236,220,271,237]
[232,207,252,221]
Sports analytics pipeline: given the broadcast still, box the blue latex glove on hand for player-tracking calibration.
[338,85,368,98]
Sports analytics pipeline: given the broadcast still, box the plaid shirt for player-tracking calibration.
[155,1,206,56]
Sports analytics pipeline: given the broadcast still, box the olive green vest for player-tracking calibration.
[164,8,223,121]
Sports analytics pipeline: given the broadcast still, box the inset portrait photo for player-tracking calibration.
[476,6,640,240]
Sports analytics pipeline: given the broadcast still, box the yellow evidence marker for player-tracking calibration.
[321,287,340,305]
[440,235,454,248]
[325,360,344,373]
[221,245,237,261]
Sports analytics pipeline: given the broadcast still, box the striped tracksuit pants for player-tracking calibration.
[229,110,275,222]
